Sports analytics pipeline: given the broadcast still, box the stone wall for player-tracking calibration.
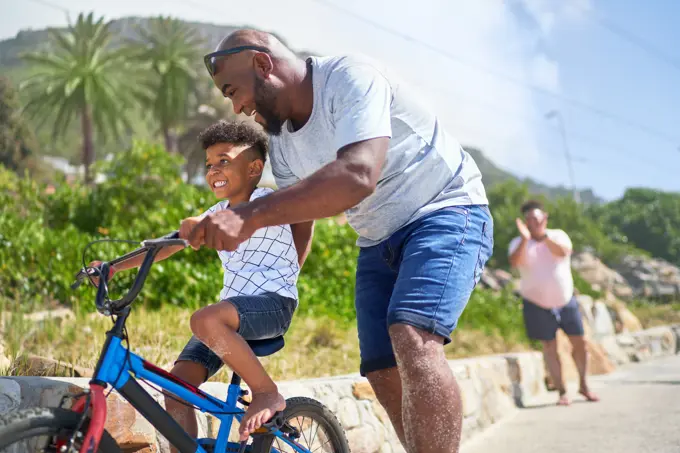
[0,352,546,453]
[2,326,677,453]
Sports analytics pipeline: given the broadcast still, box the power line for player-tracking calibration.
[436,86,671,167]
[307,0,680,147]
[25,0,71,23]
[579,7,680,72]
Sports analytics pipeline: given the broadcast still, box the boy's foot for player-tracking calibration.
[239,391,286,441]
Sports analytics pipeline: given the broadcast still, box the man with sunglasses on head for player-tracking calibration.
[187,29,493,453]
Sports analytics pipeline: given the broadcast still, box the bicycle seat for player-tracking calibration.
[247,336,285,357]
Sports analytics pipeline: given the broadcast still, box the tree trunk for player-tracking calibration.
[162,127,177,153]
[81,103,94,184]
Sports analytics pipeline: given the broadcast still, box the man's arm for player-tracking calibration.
[291,221,315,268]
[244,137,388,229]
[508,237,527,268]
[187,62,392,251]
[543,231,572,258]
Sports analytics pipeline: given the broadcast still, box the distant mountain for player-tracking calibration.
[1,17,600,203]
[464,146,602,204]
[0,17,314,68]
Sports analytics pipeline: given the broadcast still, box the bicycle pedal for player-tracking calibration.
[260,412,285,431]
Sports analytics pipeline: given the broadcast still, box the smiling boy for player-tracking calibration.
[94,120,300,443]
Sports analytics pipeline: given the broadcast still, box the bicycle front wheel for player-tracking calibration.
[0,407,121,453]
[250,397,350,453]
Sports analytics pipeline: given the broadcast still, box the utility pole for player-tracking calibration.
[545,110,580,203]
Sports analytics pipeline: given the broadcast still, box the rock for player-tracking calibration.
[23,307,75,323]
[105,394,158,452]
[571,252,633,299]
[337,397,361,429]
[598,336,629,365]
[480,269,501,291]
[478,268,517,292]
[547,329,615,387]
[380,443,393,453]
[458,379,480,417]
[614,255,680,300]
[352,381,376,400]
[346,425,381,453]
[606,298,643,333]
[13,354,94,377]
[0,378,21,414]
[576,295,616,340]
[492,269,514,286]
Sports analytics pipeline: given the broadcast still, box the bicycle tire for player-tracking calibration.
[0,407,121,452]
[250,397,351,453]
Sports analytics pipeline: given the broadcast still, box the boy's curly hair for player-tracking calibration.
[198,120,268,163]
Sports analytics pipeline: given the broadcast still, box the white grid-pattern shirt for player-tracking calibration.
[202,187,299,301]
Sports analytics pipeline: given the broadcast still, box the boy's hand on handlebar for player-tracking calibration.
[179,216,204,250]
[86,260,116,287]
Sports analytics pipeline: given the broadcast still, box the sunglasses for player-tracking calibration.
[203,45,271,77]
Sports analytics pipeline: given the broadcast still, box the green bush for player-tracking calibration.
[485,180,643,269]
[0,142,364,321]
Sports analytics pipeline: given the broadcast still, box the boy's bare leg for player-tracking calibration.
[190,301,285,441]
[164,361,207,453]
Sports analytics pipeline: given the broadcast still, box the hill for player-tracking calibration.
[464,147,602,204]
[1,16,599,202]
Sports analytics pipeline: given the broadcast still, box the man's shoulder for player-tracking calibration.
[315,54,391,84]
[508,235,522,250]
[548,228,570,238]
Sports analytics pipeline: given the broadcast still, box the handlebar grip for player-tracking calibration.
[141,230,187,248]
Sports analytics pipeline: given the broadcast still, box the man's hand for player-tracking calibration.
[179,216,204,250]
[515,218,531,240]
[187,208,256,251]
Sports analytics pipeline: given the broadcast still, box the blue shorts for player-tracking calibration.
[522,296,584,341]
[176,292,297,379]
[355,205,494,376]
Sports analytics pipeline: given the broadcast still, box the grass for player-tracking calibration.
[1,297,535,382]
[627,300,680,328]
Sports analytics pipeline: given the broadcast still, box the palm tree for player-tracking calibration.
[20,13,133,183]
[127,16,205,154]
[177,81,243,183]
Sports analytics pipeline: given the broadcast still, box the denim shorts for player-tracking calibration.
[522,296,584,341]
[176,292,297,379]
[355,205,494,376]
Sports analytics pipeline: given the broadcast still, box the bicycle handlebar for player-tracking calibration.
[72,231,188,315]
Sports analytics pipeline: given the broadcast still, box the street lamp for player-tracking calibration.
[545,110,580,203]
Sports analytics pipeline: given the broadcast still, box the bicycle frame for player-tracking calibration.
[68,233,309,453]
[74,309,308,453]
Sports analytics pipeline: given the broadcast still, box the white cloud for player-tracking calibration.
[2,0,592,180]
[530,54,560,92]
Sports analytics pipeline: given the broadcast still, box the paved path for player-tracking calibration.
[462,355,680,453]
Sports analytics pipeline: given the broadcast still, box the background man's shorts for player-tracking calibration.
[355,205,494,376]
[522,295,584,341]
[176,292,297,379]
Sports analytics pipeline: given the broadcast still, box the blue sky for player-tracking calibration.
[1,0,678,200]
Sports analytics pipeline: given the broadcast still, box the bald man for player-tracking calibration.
[187,30,494,453]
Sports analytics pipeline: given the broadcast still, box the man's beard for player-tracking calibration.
[254,75,284,135]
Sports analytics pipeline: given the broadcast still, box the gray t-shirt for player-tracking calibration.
[269,55,488,247]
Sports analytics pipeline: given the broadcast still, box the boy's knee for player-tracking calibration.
[190,307,212,336]
[190,301,240,337]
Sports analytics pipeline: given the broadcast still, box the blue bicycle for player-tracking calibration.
[0,232,350,453]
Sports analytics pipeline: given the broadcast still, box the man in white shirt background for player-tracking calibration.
[508,200,600,406]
